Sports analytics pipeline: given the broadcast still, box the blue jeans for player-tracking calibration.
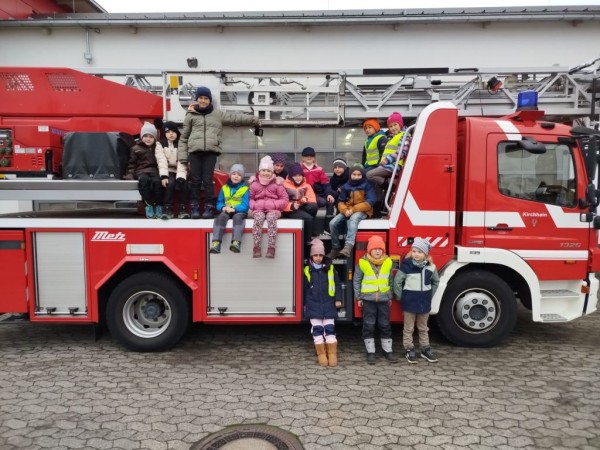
[329,211,367,248]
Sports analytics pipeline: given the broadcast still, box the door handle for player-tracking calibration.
[487,225,513,231]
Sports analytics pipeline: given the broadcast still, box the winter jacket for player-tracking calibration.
[337,178,377,217]
[124,141,159,179]
[361,131,387,169]
[155,141,187,180]
[178,108,259,161]
[330,169,349,195]
[303,258,341,319]
[249,177,289,213]
[302,163,333,197]
[393,258,440,314]
[380,130,411,172]
[353,255,394,303]
[282,178,317,212]
[216,180,250,213]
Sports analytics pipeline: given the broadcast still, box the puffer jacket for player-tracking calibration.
[124,141,159,179]
[155,141,187,180]
[392,258,440,314]
[337,178,377,217]
[249,177,289,213]
[303,258,341,319]
[178,109,259,161]
[282,178,317,212]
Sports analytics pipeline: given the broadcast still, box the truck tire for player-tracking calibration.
[436,270,517,347]
[106,272,190,352]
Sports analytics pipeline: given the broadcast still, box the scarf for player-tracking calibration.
[258,172,275,186]
[194,104,214,115]
[366,253,388,266]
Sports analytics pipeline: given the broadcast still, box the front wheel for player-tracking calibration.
[436,271,517,347]
[106,272,190,351]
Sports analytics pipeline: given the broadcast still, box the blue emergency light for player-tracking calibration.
[517,90,538,110]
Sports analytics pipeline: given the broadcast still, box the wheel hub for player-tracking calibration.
[122,291,172,339]
[454,291,498,332]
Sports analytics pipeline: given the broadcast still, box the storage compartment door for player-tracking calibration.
[0,230,27,313]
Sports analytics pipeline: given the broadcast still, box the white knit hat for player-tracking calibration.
[259,155,274,171]
[412,238,431,256]
[140,122,157,139]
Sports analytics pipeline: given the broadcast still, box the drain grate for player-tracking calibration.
[191,424,304,450]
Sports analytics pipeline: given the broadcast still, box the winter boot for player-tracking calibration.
[364,338,376,364]
[190,203,201,219]
[144,202,155,219]
[326,342,338,367]
[201,205,215,219]
[381,339,399,363]
[339,243,354,258]
[326,246,341,259]
[178,210,191,219]
[253,245,262,258]
[314,343,328,367]
[161,205,174,220]
[154,205,163,219]
[265,246,276,259]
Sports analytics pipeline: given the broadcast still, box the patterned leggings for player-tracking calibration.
[252,211,280,249]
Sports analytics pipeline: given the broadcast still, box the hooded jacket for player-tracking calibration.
[303,257,341,319]
[124,140,159,179]
[393,257,440,314]
[337,178,377,217]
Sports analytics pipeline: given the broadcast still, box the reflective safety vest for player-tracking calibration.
[359,257,393,293]
[222,184,248,207]
[304,265,336,297]
[381,132,406,167]
[363,134,385,167]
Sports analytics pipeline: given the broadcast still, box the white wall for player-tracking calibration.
[1,21,598,73]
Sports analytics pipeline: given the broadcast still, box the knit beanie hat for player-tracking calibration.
[362,118,381,132]
[162,121,181,137]
[301,147,316,157]
[258,155,274,171]
[195,86,212,101]
[310,239,326,257]
[412,238,431,256]
[350,163,365,178]
[333,158,347,169]
[287,162,304,178]
[387,112,404,128]
[367,235,386,253]
[271,152,287,165]
[140,122,157,139]
[230,163,245,177]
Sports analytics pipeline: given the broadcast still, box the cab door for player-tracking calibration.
[484,134,589,280]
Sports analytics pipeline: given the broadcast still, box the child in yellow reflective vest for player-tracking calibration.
[353,235,399,364]
[209,164,249,254]
[303,239,342,367]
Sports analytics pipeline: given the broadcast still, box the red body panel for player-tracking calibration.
[0,230,28,313]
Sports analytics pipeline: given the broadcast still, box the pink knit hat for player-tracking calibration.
[310,239,325,256]
[387,112,404,128]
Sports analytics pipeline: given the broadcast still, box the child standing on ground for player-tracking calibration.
[282,163,319,247]
[326,164,376,259]
[210,164,249,254]
[393,238,440,364]
[249,156,289,258]
[156,121,190,219]
[300,147,334,212]
[304,239,342,367]
[353,235,398,364]
[361,118,387,172]
[124,122,163,219]
[179,86,260,219]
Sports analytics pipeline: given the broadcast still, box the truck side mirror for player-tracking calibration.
[254,127,263,137]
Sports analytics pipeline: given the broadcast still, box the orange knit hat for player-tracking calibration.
[367,235,386,253]
[362,118,381,133]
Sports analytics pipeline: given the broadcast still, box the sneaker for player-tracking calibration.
[144,203,155,219]
[406,348,418,364]
[161,206,174,220]
[201,205,215,219]
[366,353,376,364]
[420,347,438,363]
[209,241,221,254]
[190,203,200,219]
[154,205,163,219]
[178,211,190,219]
[230,240,241,253]
[383,351,399,363]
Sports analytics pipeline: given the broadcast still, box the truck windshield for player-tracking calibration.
[497,142,576,207]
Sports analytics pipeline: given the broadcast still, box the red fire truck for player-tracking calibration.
[0,69,599,352]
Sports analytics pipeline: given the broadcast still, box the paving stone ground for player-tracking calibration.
[0,307,599,450]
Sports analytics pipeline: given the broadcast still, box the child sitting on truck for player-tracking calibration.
[361,118,387,172]
[210,163,249,254]
[303,238,342,367]
[156,121,190,219]
[249,156,289,258]
[300,146,335,212]
[326,164,376,259]
[124,122,163,219]
[282,162,319,247]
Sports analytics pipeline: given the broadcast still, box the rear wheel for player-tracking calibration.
[436,271,517,347]
[106,272,190,351]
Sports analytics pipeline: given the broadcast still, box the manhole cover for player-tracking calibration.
[191,424,304,450]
